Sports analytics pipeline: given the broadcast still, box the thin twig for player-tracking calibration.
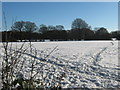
[44,46,58,59]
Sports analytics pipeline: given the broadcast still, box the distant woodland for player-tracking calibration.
[1,18,120,42]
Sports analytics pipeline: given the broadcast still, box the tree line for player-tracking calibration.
[2,18,120,42]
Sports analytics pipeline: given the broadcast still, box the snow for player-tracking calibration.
[0,41,119,88]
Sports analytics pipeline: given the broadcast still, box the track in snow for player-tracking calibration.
[0,41,119,88]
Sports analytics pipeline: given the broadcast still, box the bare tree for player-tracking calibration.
[39,24,48,33]
[71,18,89,30]
[48,25,56,31]
[24,21,38,41]
[56,25,64,30]
[11,21,25,41]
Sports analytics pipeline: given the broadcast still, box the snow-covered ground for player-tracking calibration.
[0,41,119,88]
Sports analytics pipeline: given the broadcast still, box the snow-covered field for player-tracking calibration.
[0,41,119,88]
